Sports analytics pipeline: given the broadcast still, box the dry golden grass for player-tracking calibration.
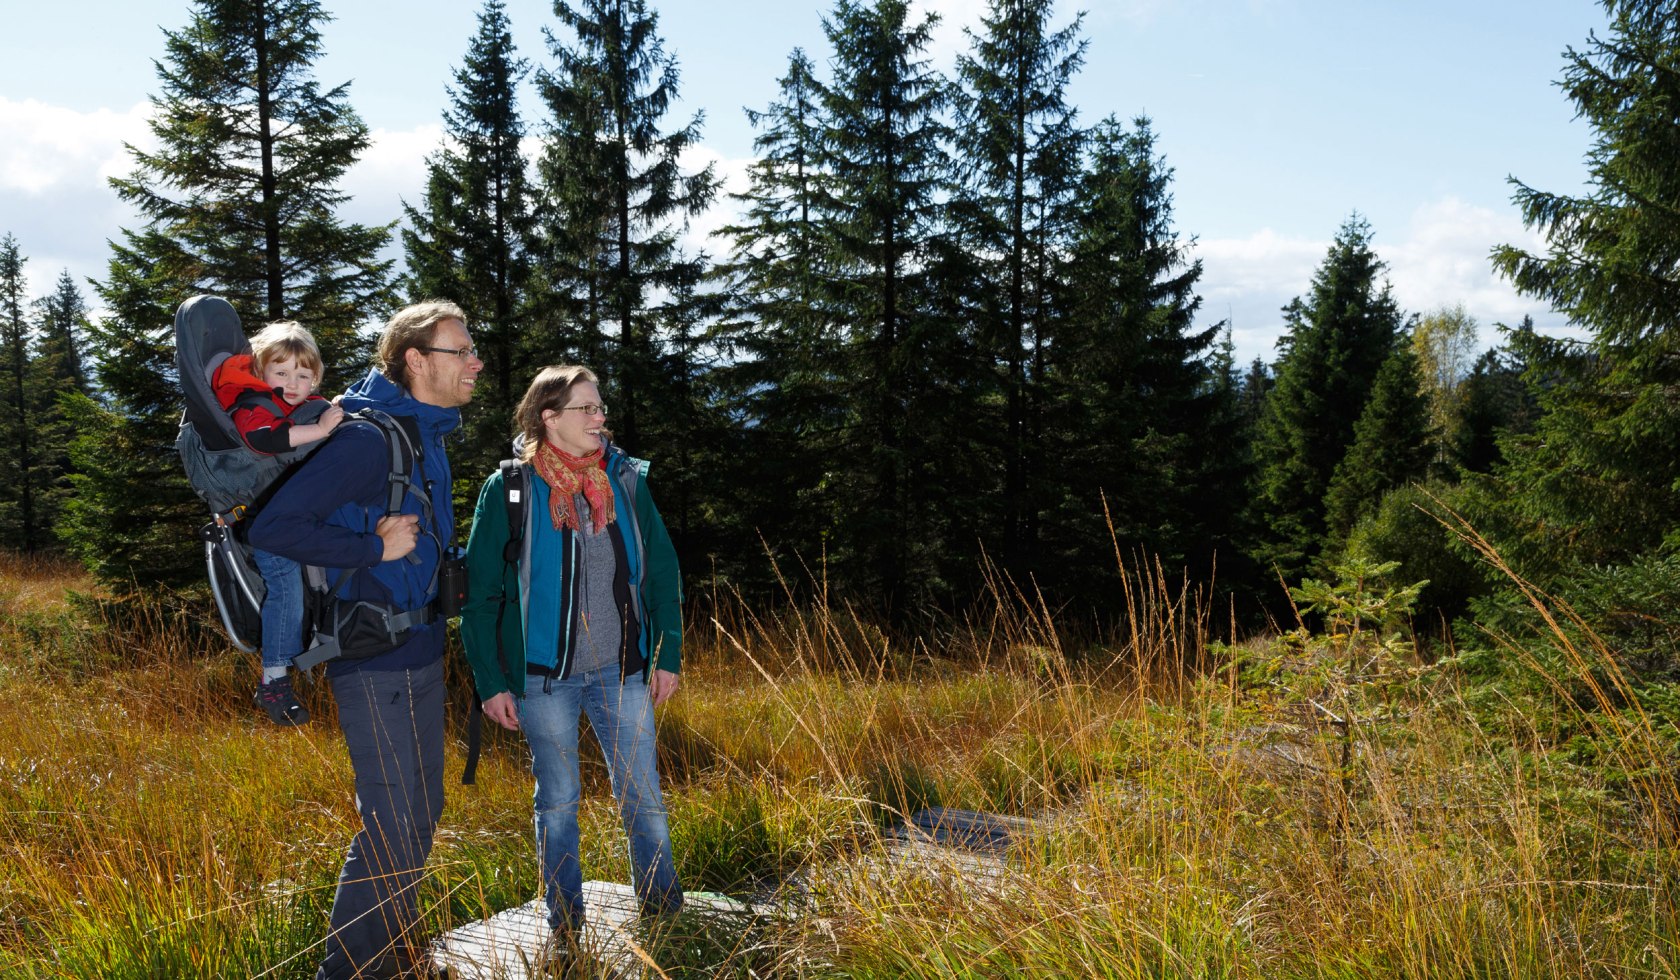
[0,549,1675,979]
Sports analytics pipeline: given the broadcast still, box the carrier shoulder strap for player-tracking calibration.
[355,409,424,516]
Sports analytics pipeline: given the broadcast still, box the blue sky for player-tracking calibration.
[1,0,1607,363]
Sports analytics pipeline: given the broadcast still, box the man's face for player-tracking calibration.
[405,317,481,408]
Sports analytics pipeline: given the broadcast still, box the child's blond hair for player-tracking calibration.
[250,321,325,387]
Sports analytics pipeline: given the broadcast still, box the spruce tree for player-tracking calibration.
[109,0,393,370]
[58,299,198,584]
[28,271,93,549]
[814,0,969,614]
[711,49,842,590]
[1239,357,1273,429]
[534,0,718,454]
[1322,342,1434,553]
[34,270,89,396]
[1045,118,1240,602]
[1483,0,1680,580]
[950,0,1086,580]
[1251,215,1404,584]
[403,0,537,475]
[68,0,392,587]
[0,234,41,551]
[1492,2,1680,354]
[642,254,733,567]
[1453,318,1538,475]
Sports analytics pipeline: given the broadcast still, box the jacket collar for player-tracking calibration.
[339,368,461,438]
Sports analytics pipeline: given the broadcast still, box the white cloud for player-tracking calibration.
[1192,229,1324,362]
[0,98,154,300]
[1381,197,1549,329]
[679,144,754,258]
[339,124,443,231]
[0,98,150,196]
[1191,197,1573,365]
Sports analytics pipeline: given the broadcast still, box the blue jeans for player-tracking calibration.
[518,668,682,932]
[317,659,447,980]
[254,547,303,669]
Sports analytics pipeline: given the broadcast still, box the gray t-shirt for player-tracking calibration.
[568,496,623,676]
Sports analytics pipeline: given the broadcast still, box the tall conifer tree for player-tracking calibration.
[404,0,537,474]
[66,0,391,586]
[951,0,1087,581]
[1453,318,1538,475]
[0,234,41,551]
[1046,118,1239,600]
[27,271,92,549]
[1251,215,1403,584]
[1321,342,1433,554]
[712,49,843,590]
[535,0,718,453]
[815,0,970,614]
[109,0,392,369]
[1484,0,1680,579]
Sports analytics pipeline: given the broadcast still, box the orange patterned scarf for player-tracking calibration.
[533,440,616,533]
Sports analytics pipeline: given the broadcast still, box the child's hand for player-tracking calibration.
[320,404,344,432]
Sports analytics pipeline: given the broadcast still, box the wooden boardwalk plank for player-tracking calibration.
[904,806,1045,852]
[432,882,761,979]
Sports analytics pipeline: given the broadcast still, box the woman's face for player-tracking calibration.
[541,380,608,456]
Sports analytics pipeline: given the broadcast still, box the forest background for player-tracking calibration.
[2,0,1671,642]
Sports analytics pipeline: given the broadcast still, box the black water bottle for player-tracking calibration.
[438,551,468,618]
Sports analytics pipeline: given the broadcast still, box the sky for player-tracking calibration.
[0,0,1609,365]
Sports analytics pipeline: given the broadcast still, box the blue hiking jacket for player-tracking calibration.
[248,368,461,675]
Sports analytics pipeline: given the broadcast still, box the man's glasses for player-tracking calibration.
[421,345,479,359]
[559,404,608,417]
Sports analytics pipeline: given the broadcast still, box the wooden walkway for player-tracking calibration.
[432,808,1048,977]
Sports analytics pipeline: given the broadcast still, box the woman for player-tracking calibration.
[460,365,684,940]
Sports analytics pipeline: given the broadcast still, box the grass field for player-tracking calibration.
[0,549,1675,978]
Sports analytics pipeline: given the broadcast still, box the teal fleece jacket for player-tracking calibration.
[459,443,682,701]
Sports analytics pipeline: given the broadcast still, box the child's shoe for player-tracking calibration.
[254,675,310,726]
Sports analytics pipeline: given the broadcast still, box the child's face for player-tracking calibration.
[261,355,317,407]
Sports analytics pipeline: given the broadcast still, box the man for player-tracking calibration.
[250,301,481,979]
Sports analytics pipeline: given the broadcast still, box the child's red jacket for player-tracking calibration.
[211,354,325,456]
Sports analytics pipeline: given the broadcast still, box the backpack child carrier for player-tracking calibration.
[173,295,439,668]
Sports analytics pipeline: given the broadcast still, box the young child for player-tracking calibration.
[211,321,344,725]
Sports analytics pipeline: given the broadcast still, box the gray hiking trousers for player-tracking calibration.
[316,658,446,980]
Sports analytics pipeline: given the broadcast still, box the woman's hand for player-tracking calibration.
[483,691,520,731]
[650,669,679,706]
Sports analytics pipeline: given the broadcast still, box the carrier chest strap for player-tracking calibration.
[230,387,291,419]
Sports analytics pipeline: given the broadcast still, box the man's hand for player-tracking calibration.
[483,691,520,731]
[649,668,679,707]
[376,513,420,562]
